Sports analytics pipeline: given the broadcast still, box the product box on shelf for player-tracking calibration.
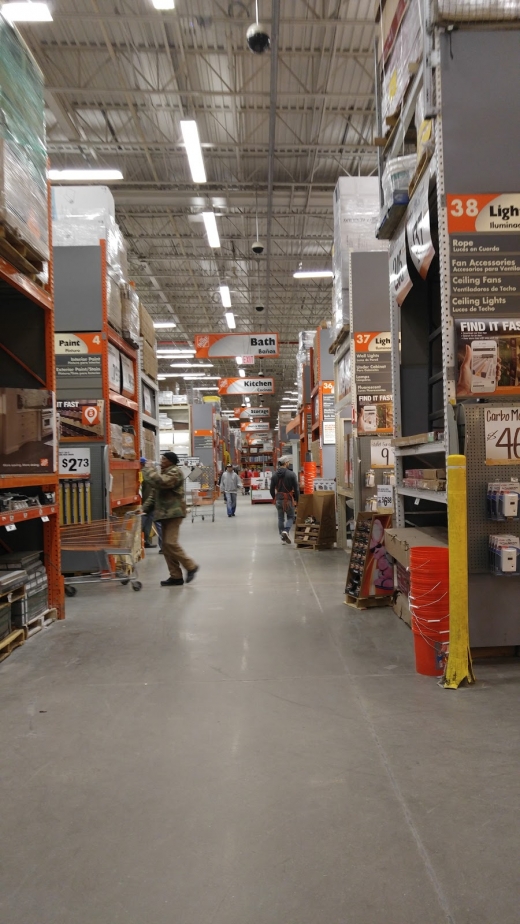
[120,353,136,398]
[121,431,136,461]
[107,272,123,333]
[380,0,421,126]
[384,526,448,569]
[108,343,121,392]
[142,340,158,380]
[121,283,140,346]
[393,590,412,628]
[110,423,123,458]
[0,20,49,263]
[139,304,156,348]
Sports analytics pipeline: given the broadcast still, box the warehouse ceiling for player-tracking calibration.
[19,0,378,416]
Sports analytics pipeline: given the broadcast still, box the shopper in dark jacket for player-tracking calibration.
[142,452,199,586]
[270,460,299,544]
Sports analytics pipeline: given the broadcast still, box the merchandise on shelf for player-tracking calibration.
[415,90,434,166]
[108,343,121,392]
[436,0,520,20]
[52,186,127,278]
[380,0,421,126]
[489,535,520,575]
[381,155,416,212]
[107,272,123,333]
[59,480,92,524]
[0,19,49,261]
[142,339,158,380]
[487,482,520,520]
[0,552,48,630]
[121,283,140,346]
[121,430,136,461]
[139,303,156,348]
[110,423,123,457]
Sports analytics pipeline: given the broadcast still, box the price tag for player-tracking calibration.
[59,447,91,476]
[370,439,395,469]
[5,524,16,532]
[41,516,50,522]
[485,407,520,465]
[377,485,394,509]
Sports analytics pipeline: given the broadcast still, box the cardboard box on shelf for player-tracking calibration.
[405,468,446,480]
[107,273,122,333]
[142,340,158,380]
[384,526,448,569]
[139,304,156,348]
[108,343,121,393]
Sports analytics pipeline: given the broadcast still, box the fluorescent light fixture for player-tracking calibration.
[153,321,177,329]
[239,369,246,378]
[180,120,206,184]
[193,386,219,391]
[236,356,243,365]
[182,375,221,380]
[220,285,231,308]
[202,212,220,248]
[293,269,334,279]
[157,349,195,356]
[152,0,174,9]
[170,362,213,368]
[2,2,52,22]
[225,312,236,330]
[48,168,123,182]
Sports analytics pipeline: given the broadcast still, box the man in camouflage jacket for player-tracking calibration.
[142,451,199,586]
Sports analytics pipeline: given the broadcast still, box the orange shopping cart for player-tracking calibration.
[61,511,142,596]
[191,488,217,523]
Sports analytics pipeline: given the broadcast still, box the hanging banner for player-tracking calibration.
[240,421,271,432]
[389,227,412,306]
[194,333,279,358]
[406,175,435,279]
[218,377,274,395]
[354,332,393,434]
[234,407,270,419]
[455,318,520,397]
[484,406,520,465]
[57,399,105,441]
[448,194,520,319]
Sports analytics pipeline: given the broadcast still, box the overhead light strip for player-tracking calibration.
[202,212,220,248]
[2,3,53,22]
[180,120,206,184]
[293,270,333,279]
[48,169,123,182]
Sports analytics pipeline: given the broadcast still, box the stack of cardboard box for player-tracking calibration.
[140,305,158,380]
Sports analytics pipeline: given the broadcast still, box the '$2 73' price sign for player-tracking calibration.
[59,448,91,476]
[484,408,520,465]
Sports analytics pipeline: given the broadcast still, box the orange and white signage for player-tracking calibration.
[354,332,391,353]
[219,377,275,395]
[240,421,270,432]
[235,407,270,419]
[195,333,279,358]
[447,194,520,233]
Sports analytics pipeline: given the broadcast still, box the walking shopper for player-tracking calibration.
[270,459,299,544]
[142,452,199,586]
[221,462,241,517]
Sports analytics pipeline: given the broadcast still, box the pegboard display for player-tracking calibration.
[464,404,520,572]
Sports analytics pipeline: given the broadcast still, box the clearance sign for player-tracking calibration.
[194,333,279,358]
[218,377,275,395]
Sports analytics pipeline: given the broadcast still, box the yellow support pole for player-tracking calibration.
[444,454,475,688]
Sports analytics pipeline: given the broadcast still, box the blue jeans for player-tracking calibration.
[276,498,295,534]
[226,493,237,516]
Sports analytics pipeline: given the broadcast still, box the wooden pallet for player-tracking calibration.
[295,524,325,549]
[0,223,45,280]
[23,607,57,640]
[345,593,393,610]
[0,628,25,663]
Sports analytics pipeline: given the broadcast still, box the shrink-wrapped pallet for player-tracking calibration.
[0,19,48,261]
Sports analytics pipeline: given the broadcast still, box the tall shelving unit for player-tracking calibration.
[0,255,63,620]
[54,240,141,520]
[377,0,520,648]
[138,345,160,463]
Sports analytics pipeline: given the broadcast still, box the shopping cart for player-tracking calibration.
[60,511,142,596]
[191,488,216,523]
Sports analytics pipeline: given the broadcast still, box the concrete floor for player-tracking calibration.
[1,500,519,924]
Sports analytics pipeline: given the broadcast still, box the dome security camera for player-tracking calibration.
[255,305,265,313]
[252,240,264,255]
[246,22,270,54]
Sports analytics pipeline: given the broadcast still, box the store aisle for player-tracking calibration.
[0,501,519,924]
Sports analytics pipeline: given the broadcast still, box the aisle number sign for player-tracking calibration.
[59,447,91,476]
[484,406,520,464]
[195,333,279,358]
[447,193,520,233]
